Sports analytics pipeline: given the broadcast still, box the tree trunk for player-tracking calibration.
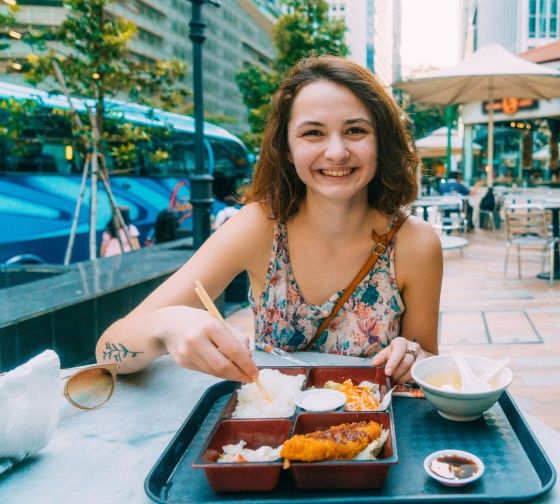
[549,118,559,176]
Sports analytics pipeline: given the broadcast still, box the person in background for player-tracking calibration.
[212,195,240,230]
[100,206,141,257]
[96,55,442,385]
[145,209,180,246]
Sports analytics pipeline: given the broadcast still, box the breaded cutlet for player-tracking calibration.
[280,420,382,462]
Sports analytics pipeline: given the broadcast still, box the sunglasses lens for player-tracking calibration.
[66,368,114,409]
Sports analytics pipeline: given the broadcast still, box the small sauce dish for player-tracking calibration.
[294,389,346,412]
[424,449,484,487]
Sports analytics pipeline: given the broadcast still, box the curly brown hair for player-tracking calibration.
[243,55,418,221]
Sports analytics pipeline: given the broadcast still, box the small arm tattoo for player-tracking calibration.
[103,342,144,362]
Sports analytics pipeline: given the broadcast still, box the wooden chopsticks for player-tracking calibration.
[194,280,271,403]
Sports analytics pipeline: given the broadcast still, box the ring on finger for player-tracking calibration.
[405,346,417,359]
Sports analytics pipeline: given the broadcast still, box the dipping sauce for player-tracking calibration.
[430,454,479,480]
[294,389,346,412]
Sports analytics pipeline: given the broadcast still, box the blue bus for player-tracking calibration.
[0,81,251,264]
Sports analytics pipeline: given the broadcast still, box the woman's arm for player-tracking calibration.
[95,203,271,381]
[372,217,443,383]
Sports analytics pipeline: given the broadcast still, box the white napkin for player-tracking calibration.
[0,349,61,473]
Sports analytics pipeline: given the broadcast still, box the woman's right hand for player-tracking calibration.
[158,306,259,383]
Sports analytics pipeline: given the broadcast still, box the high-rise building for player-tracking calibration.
[0,0,278,134]
[464,0,560,54]
[327,0,402,87]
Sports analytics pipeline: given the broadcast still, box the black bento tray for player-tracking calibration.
[145,379,556,503]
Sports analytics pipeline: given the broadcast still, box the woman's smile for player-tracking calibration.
[287,80,377,201]
[319,167,356,177]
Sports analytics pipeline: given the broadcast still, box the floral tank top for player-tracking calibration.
[250,220,405,357]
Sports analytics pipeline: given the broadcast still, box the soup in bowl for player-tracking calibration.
[411,354,513,421]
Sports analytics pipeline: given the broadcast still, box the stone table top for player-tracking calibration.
[0,352,558,503]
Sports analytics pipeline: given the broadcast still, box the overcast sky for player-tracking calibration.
[400,0,463,77]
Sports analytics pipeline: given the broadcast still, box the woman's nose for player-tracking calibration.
[324,135,350,162]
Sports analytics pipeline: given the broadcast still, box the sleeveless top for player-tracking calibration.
[249,220,405,357]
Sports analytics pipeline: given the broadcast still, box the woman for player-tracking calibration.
[100,206,141,257]
[96,56,442,384]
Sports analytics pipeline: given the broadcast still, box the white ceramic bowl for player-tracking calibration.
[424,449,484,487]
[294,389,346,412]
[411,354,513,421]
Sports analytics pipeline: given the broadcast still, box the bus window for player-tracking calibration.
[167,134,208,176]
[207,138,250,200]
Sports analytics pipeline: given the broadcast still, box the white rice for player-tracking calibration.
[232,369,306,418]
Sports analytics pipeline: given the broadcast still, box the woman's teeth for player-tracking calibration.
[320,168,353,177]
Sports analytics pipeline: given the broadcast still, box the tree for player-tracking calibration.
[236,0,348,151]
[1,0,189,260]
[395,89,459,141]
[20,0,187,156]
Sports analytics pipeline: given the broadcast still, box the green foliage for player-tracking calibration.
[396,90,460,142]
[273,0,347,72]
[3,0,188,168]
[0,98,39,155]
[408,105,459,140]
[0,3,18,51]
[103,117,173,170]
[236,0,348,151]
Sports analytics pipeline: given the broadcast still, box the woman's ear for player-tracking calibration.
[287,150,294,164]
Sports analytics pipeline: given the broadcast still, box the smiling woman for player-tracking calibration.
[286,81,378,203]
[96,55,443,386]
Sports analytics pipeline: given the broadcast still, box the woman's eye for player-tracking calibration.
[302,130,322,137]
[347,127,367,135]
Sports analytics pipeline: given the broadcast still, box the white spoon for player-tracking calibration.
[452,354,491,393]
[377,386,396,410]
[479,357,510,384]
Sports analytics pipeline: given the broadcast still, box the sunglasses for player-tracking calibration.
[62,363,119,410]
[1,363,119,410]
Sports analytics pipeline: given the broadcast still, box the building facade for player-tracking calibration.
[0,0,277,135]
[461,0,560,182]
[465,0,560,54]
[327,0,401,87]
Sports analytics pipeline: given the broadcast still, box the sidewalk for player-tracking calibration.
[227,227,560,432]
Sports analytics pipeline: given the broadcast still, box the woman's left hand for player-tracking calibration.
[371,336,425,384]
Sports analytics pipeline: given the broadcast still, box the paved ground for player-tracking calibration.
[226,226,560,432]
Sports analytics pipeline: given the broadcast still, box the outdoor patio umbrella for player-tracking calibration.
[415,127,482,159]
[393,43,560,186]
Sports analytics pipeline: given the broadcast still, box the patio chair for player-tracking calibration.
[432,196,467,235]
[503,203,557,287]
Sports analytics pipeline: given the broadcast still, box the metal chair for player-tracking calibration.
[503,203,557,287]
[479,208,496,231]
[479,188,501,231]
[432,196,467,235]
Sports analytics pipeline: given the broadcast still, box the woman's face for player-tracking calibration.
[287,80,377,203]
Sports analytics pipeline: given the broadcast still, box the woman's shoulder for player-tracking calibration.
[211,202,276,273]
[398,214,442,256]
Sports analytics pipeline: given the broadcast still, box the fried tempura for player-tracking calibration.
[325,379,380,411]
[280,421,382,462]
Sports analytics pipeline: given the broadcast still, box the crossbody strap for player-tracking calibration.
[301,212,409,351]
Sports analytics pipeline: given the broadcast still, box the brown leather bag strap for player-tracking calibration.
[302,212,409,350]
